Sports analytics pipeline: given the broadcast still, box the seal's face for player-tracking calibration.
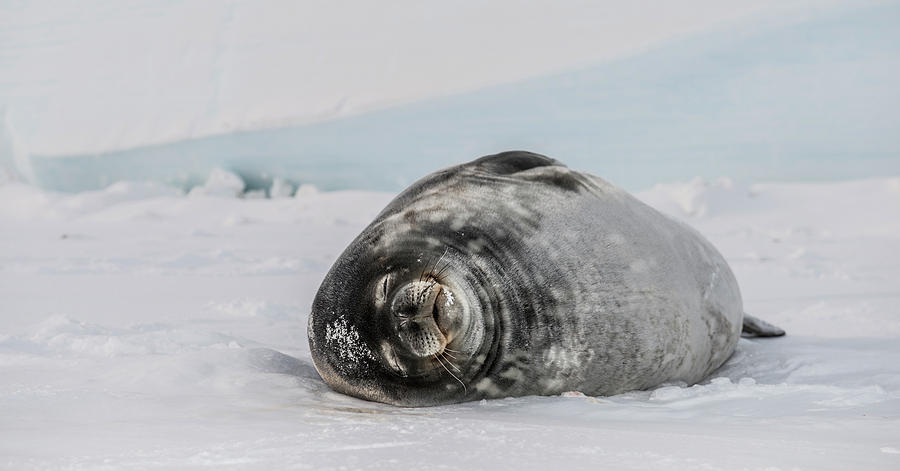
[373,260,472,383]
[309,245,491,406]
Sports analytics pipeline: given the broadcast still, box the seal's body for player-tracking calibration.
[308,152,783,406]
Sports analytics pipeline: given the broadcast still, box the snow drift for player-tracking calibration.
[1,174,898,469]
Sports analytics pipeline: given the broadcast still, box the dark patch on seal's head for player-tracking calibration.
[469,151,588,193]
[469,150,564,175]
[514,166,591,193]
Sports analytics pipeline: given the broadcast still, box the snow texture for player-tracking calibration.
[324,315,375,366]
[1,175,898,470]
[0,0,851,157]
[3,2,898,193]
[187,168,246,198]
[1,1,898,468]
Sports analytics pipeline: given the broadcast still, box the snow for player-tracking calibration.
[1,174,898,469]
[187,168,246,198]
[0,0,855,157]
[7,1,899,193]
[268,178,294,199]
[2,1,898,467]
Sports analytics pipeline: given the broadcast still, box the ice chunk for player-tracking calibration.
[188,168,245,198]
[0,108,34,183]
[638,177,756,219]
[294,184,319,198]
[269,177,295,198]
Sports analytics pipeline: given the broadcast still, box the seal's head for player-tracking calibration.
[308,242,496,406]
[308,151,570,406]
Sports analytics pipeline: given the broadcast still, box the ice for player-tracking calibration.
[268,178,294,198]
[294,184,319,198]
[638,177,751,218]
[1,1,849,158]
[1,175,898,469]
[6,2,900,193]
[0,110,30,183]
[187,168,246,198]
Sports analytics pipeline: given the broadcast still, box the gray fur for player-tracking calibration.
[308,151,782,406]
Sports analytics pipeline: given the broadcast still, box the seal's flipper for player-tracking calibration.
[742,314,786,337]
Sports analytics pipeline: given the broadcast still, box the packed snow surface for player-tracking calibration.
[1,173,899,469]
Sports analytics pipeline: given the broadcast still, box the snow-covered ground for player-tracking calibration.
[2,1,898,468]
[1,172,898,470]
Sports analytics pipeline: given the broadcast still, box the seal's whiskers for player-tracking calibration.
[434,353,467,393]
[440,349,460,360]
[434,247,448,272]
[439,352,462,372]
[434,255,453,279]
[419,254,434,281]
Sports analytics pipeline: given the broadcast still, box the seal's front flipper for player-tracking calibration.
[742,314,786,337]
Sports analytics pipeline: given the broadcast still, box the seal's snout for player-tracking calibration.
[392,281,447,358]
[392,281,441,320]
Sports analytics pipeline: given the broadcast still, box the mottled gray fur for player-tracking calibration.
[308,151,780,406]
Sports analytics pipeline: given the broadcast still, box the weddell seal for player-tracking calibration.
[308,151,784,406]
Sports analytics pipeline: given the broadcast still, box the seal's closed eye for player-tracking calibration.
[374,273,392,309]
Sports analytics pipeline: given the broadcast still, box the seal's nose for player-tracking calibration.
[392,281,447,358]
[392,281,441,320]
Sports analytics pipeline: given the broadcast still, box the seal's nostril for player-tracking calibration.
[431,300,440,324]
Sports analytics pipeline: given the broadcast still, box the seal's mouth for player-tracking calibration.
[391,280,448,358]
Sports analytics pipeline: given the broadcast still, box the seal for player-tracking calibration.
[307,151,784,406]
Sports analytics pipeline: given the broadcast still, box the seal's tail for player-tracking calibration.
[742,313,786,337]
